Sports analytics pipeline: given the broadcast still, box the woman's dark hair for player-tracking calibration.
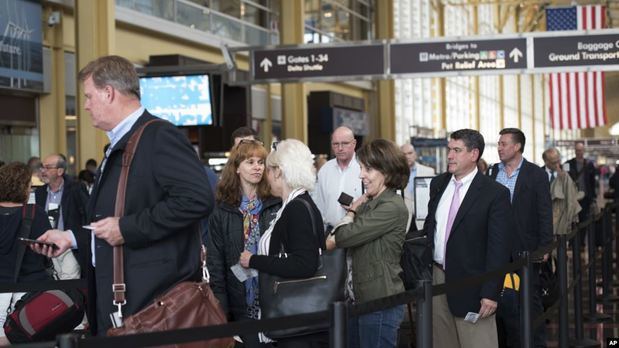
[216,140,271,206]
[356,139,410,190]
[0,162,32,203]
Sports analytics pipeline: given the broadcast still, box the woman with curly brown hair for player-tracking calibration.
[0,162,53,344]
[206,140,281,347]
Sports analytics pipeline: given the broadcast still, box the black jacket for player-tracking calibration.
[206,196,281,320]
[76,112,213,335]
[424,172,513,317]
[249,193,325,278]
[0,205,52,283]
[490,159,553,253]
[35,176,89,233]
[565,157,597,200]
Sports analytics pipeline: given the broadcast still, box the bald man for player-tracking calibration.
[401,143,435,230]
[565,142,597,229]
[314,126,362,230]
[35,154,88,233]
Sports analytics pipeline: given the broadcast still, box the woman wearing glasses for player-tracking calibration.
[327,139,410,348]
[206,140,281,347]
[239,139,326,347]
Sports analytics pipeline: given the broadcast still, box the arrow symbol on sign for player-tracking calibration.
[260,58,272,72]
[509,48,523,63]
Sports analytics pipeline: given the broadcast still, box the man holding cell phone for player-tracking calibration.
[33,55,213,336]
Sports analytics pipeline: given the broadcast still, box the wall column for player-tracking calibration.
[280,0,306,142]
[376,0,395,140]
[39,6,66,157]
[75,0,115,168]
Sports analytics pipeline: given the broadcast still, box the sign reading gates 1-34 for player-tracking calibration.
[252,44,384,81]
[534,33,619,68]
[390,38,527,75]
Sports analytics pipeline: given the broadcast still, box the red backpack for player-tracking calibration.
[2,205,85,343]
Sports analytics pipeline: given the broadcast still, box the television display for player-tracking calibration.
[139,74,213,126]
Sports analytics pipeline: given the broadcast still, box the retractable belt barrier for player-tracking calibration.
[3,202,616,348]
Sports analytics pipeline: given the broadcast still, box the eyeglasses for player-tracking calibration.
[41,165,58,171]
[331,141,352,148]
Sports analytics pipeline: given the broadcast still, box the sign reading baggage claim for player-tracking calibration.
[390,38,527,75]
[534,33,619,68]
[252,44,384,81]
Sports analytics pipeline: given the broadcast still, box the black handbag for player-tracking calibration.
[399,225,433,290]
[259,198,346,339]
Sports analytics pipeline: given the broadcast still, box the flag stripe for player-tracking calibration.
[547,5,607,130]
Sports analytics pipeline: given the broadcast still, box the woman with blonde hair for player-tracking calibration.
[207,140,281,347]
[239,139,327,347]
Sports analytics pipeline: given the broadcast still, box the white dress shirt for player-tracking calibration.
[313,155,362,227]
[433,168,478,265]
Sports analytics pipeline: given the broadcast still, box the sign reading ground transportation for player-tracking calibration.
[252,44,384,81]
[534,33,619,68]
[390,38,527,75]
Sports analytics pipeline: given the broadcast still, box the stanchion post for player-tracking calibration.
[585,217,611,322]
[416,279,432,348]
[330,301,347,348]
[602,208,611,300]
[572,227,584,340]
[56,333,79,348]
[520,251,533,348]
[558,234,569,348]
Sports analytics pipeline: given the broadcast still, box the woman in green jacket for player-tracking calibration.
[327,139,410,348]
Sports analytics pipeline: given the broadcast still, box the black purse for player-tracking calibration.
[259,198,346,339]
[399,224,433,290]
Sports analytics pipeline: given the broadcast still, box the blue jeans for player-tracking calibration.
[348,305,404,348]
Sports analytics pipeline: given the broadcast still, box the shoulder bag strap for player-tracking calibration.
[14,204,36,282]
[294,197,321,253]
[112,119,163,313]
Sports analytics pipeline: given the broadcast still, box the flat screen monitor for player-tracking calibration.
[139,74,213,126]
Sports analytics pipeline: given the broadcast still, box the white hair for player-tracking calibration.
[267,138,315,191]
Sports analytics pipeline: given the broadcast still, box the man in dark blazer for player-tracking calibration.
[565,142,597,231]
[425,129,512,348]
[490,128,552,348]
[35,154,88,233]
[35,55,213,335]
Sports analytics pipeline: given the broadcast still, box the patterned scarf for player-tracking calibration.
[239,195,262,308]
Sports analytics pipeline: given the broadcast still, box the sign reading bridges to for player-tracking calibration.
[248,29,619,82]
[391,38,527,75]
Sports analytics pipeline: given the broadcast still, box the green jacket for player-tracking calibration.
[333,189,407,303]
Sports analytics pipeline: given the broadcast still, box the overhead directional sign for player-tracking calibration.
[390,38,527,75]
[534,33,619,69]
[252,44,384,81]
[237,29,619,83]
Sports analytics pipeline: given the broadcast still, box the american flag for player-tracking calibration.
[546,6,608,130]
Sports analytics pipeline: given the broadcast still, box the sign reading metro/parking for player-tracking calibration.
[390,38,527,75]
[533,33,619,69]
[252,45,384,81]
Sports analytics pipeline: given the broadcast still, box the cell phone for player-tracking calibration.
[18,237,59,250]
[337,192,354,206]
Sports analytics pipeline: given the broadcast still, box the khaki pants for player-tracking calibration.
[432,265,498,348]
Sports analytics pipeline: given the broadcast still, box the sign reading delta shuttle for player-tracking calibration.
[0,0,43,92]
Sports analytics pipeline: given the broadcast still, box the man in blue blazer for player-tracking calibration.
[424,129,513,348]
[490,128,552,348]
